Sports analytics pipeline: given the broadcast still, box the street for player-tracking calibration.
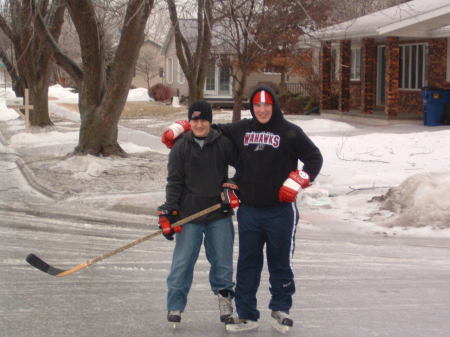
[1,199,449,337]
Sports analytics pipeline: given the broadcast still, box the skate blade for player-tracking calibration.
[169,322,180,329]
[271,319,290,334]
[225,322,259,333]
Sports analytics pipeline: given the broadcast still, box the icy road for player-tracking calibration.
[1,205,450,337]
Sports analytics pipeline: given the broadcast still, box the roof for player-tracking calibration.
[311,0,450,41]
[143,40,162,49]
[161,19,233,56]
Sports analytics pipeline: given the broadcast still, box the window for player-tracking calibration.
[205,60,216,91]
[351,48,361,81]
[177,60,185,84]
[263,63,283,74]
[219,62,231,95]
[399,43,427,89]
[166,57,173,84]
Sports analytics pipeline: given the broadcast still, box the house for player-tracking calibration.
[132,40,165,89]
[160,19,302,105]
[308,0,450,118]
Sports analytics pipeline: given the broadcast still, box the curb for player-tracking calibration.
[15,157,64,200]
[0,204,153,230]
[1,126,64,200]
[0,128,7,146]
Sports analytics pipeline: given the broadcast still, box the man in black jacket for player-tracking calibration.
[161,87,323,333]
[158,100,239,327]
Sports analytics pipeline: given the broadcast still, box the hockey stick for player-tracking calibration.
[26,203,222,277]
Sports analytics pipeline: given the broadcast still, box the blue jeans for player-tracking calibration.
[167,216,235,312]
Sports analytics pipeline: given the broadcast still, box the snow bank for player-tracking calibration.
[52,155,116,180]
[127,88,154,101]
[48,84,79,103]
[121,142,152,153]
[0,101,20,121]
[10,131,78,146]
[376,172,450,229]
[48,84,154,103]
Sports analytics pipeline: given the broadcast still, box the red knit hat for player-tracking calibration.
[252,90,273,105]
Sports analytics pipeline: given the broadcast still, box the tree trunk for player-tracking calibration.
[232,74,247,122]
[12,79,25,98]
[0,48,25,97]
[167,0,212,105]
[188,79,204,104]
[29,81,53,126]
[64,0,153,157]
[75,104,126,156]
[0,1,66,127]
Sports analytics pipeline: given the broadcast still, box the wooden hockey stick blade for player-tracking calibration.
[26,203,221,277]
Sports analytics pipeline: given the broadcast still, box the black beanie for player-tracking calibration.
[188,100,212,123]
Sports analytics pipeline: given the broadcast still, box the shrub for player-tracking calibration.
[279,93,318,115]
[148,83,175,102]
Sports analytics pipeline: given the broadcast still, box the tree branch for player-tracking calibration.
[0,47,18,80]
[66,0,105,103]
[35,11,83,85]
[105,0,154,112]
[167,0,192,81]
[0,14,15,42]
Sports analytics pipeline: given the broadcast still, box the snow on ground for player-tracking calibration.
[47,84,79,103]
[1,86,449,236]
[127,87,154,101]
[10,130,78,146]
[0,100,20,121]
[47,84,153,103]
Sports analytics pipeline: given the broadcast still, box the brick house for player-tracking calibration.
[310,0,450,118]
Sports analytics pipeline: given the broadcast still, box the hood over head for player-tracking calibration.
[249,85,283,127]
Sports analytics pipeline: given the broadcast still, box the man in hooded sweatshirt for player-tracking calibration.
[161,86,323,333]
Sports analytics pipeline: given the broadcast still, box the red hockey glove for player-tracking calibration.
[278,170,310,203]
[221,180,241,210]
[161,120,190,149]
[157,207,181,240]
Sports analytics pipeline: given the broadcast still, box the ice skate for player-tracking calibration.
[217,289,234,322]
[271,311,293,334]
[167,310,181,329]
[225,316,259,333]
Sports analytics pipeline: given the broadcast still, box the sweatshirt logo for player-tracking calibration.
[244,132,280,149]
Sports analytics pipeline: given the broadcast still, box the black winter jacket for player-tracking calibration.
[163,128,236,223]
[216,86,323,207]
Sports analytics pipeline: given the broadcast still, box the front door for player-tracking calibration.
[376,46,386,106]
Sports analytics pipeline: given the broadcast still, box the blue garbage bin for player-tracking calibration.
[420,87,450,126]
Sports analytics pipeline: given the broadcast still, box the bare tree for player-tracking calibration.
[146,1,171,45]
[259,0,329,97]
[40,0,154,156]
[215,0,268,122]
[0,36,23,97]
[0,0,66,126]
[329,0,411,24]
[166,0,213,104]
[136,46,162,89]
